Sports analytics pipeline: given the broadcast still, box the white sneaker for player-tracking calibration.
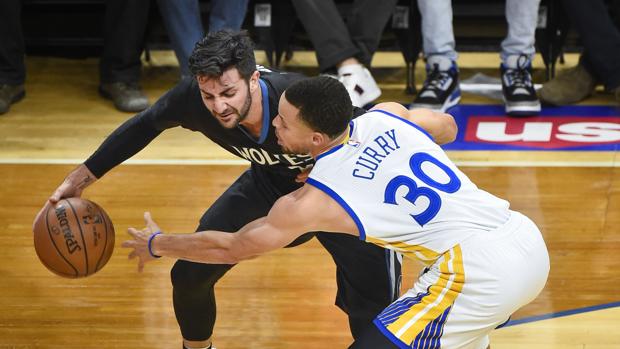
[337,64,381,107]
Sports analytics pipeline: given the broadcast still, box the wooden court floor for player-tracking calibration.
[0,53,619,348]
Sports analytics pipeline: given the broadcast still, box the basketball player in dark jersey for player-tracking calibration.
[37,30,401,349]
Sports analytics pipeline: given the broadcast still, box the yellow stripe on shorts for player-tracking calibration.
[365,236,441,265]
[387,245,465,344]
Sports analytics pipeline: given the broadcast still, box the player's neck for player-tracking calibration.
[311,126,349,159]
[238,83,264,138]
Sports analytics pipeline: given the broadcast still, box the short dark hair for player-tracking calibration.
[285,76,353,139]
[188,30,256,80]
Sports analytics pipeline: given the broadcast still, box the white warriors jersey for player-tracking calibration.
[306,109,511,264]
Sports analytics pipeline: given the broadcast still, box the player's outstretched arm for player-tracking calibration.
[370,102,458,145]
[121,191,318,271]
[122,186,358,271]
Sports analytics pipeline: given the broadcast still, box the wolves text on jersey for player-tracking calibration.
[352,129,400,180]
[230,145,314,171]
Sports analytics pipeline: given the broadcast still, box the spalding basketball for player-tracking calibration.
[33,198,115,278]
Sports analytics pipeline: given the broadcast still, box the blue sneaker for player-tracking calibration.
[501,54,541,117]
[411,56,461,112]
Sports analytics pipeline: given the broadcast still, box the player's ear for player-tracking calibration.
[311,132,326,146]
[249,71,260,92]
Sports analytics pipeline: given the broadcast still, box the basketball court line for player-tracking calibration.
[505,301,620,327]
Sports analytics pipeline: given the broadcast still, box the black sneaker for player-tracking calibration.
[0,84,25,115]
[501,54,541,116]
[411,60,460,112]
[99,82,149,112]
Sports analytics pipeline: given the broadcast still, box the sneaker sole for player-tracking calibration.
[504,99,541,116]
[410,88,461,113]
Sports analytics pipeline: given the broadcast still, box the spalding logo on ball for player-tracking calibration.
[33,198,115,278]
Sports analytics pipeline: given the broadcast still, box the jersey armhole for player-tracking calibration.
[305,177,366,240]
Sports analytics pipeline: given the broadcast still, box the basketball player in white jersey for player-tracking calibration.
[124,76,550,349]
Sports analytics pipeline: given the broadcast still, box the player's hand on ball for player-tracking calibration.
[35,165,98,230]
[122,212,162,273]
[49,164,97,203]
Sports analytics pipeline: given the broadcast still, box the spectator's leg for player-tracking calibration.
[346,0,399,67]
[99,0,150,112]
[500,0,541,116]
[563,0,620,90]
[291,0,359,72]
[209,0,249,33]
[501,0,541,64]
[417,0,457,62]
[156,0,205,77]
[0,0,26,114]
[100,0,149,84]
[0,0,25,86]
[412,0,460,112]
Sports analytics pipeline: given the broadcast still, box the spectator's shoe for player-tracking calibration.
[538,62,596,105]
[0,84,25,115]
[501,54,541,116]
[411,57,460,112]
[337,64,381,107]
[99,82,149,112]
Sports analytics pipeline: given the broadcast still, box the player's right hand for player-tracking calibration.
[49,164,96,204]
[34,164,97,231]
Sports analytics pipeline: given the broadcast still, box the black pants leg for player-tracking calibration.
[170,169,277,341]
[100,0,150,84]
[291,0,398,71]
[291,0,358,72]
[316,233,401,340]
[345,0,399,66]
[0,0,25,85]
[564,0,620,89]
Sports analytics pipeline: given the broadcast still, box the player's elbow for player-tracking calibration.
[442,114,458,144]
[203,248,244,264]
[220,253,243,264]
[216,239,254,264]
[433,112,458,145]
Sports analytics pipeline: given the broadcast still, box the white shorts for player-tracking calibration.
[373,211,550,349]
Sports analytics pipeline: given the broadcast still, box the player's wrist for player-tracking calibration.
[148,231,163,258]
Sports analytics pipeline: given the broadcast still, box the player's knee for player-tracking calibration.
[171,259,231,290]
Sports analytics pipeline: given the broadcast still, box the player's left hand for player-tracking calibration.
[122,212,162,272]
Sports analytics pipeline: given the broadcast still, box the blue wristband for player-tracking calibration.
[148,231,163,258]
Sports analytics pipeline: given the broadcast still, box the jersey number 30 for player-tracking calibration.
[384,152,461,226]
